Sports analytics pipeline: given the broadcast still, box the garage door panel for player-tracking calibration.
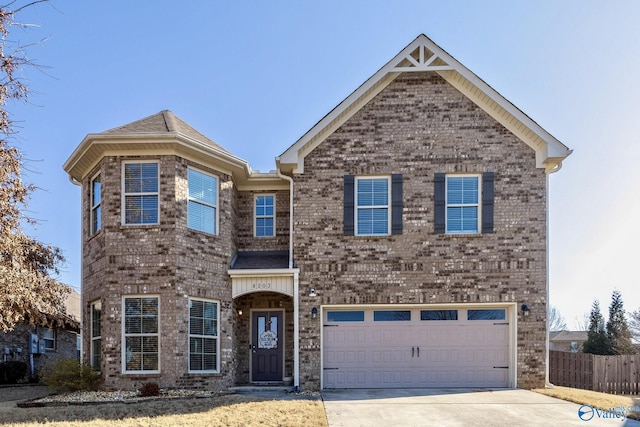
[323,307,511,388]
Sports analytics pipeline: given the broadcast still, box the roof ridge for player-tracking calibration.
[162,110,177,132]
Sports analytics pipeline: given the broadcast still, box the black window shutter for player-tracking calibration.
[391,174,403,235]
[482,172,495,233]
[343,175,355,236]
[434,173,446,234]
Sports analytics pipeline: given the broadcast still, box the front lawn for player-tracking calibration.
[0,394,328,427]
[533,386,640,421]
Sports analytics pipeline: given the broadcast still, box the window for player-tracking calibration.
[123,162,159,225]
[90,174,101,235]
[189,298,219,373]
[327,311,365,322]
[91,301,102,370]
[188,168,217,234]
[355,177,389,235]
[467,309,506,320]
[123,297,159,373]
[255,194,275,237]
[446,175,480,234]
[41,328,55,350]
[434,172,494,234]
[373,310,411,321]
[344,174,402,236]
[421,310,458,320]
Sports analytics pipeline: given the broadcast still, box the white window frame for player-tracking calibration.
[122,295,160,374]
[90,300,102,371]
[187,167,218,235]
[355,176,391,236]
[445,174,481,234]
[188,297,220,374]
[90,173,102,235]
[254,194,275,237]
[121,160,159,226]
[41,328,55,351]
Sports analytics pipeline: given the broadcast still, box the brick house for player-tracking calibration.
[0,290,80,380]
[549,331,588,353]
[63,35,571,391]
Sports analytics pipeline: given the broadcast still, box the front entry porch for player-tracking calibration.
[233,292,294,385]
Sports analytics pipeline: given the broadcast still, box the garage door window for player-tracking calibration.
[421,309,458,320]
[327,311,364,322]
[467,309,505,320]
[373,310,411,321]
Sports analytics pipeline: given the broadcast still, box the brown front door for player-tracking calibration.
[251,310,283,382]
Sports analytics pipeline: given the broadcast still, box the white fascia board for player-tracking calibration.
[64,132,255,182]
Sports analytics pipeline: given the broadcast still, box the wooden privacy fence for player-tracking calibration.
[549,350,640,395]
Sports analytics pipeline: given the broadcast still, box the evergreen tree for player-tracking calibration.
[582,300,610,355]
[630,308,640,344]
[606,290,636,355]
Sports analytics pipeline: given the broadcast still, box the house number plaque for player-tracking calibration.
[252,282,272,290]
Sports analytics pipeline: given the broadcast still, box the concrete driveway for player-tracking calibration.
[322,388,640,427]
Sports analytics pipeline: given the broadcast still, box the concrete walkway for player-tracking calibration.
[322,388,640,427]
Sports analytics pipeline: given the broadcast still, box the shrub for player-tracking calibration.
[0,361,28,384]
[40,358,102,393]
[138,382,161,397]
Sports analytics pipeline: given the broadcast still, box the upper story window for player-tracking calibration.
[188,168,218,234]
[255,194,275,237]
[90,174,101,235]
[122,162,159,225]
[343,174,403,237]
[446,175,480,234]
[356,177,390,235]
[434,172,494,235]
[123,296,159,373]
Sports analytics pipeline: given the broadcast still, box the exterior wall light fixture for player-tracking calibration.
[521,304,530,317]
[311,307,318,319]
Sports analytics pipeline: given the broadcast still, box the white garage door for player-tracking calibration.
[323,307,510,388]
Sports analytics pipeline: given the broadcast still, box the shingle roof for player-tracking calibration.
[101,110,230,154]
[231,251,290,270]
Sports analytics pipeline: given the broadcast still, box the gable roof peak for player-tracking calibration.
[279,34,571,174]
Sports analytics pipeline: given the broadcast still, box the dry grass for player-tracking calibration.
[533,386,640,420]
[0,394,328,427]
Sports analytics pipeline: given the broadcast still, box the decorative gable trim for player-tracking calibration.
[278,34,571,175]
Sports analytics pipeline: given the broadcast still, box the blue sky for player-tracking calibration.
[10,1,640,327]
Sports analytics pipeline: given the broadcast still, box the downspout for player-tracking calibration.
[545,162,563,387]
[275,159,294,269]
[276,158,299,389]
[69,175,84,363]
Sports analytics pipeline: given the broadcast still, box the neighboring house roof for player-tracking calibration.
[231,251,290,270]
[278,34,572,174]
[64,110,287,191]
[549,331,588,342]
